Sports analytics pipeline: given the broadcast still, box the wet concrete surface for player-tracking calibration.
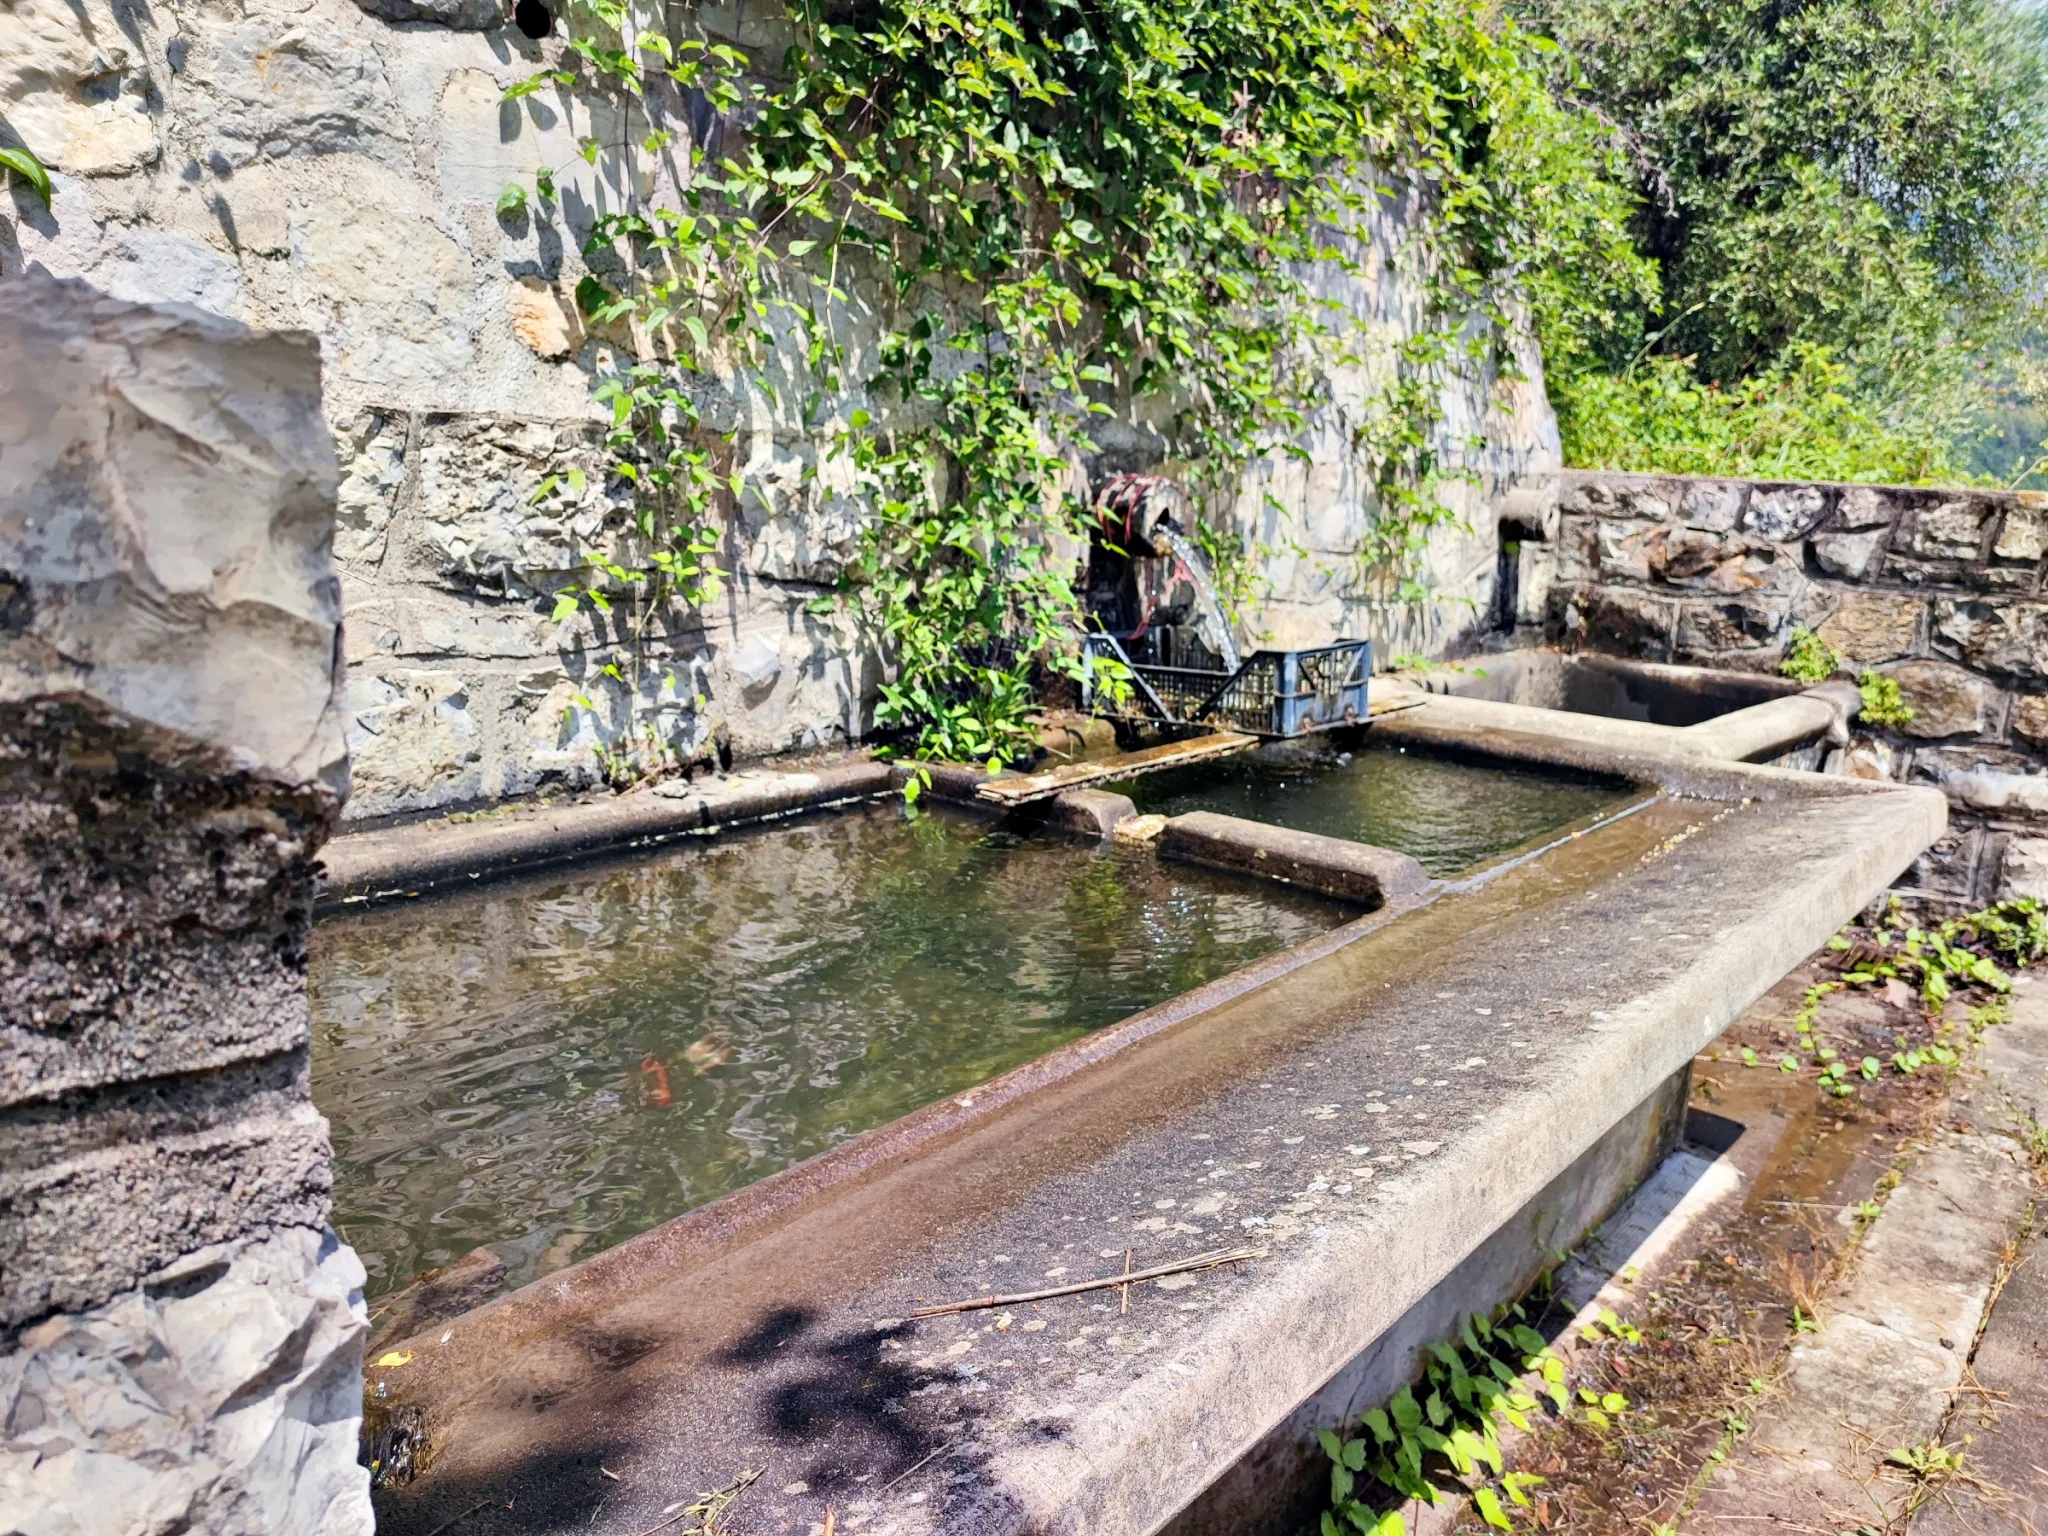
[365,775,1939,1536]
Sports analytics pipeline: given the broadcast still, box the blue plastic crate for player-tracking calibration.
[1082,635,1371,738]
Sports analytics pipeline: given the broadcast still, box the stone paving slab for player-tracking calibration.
[1686,988,2048,1536]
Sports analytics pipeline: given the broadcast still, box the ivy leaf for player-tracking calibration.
[0,145,52,205]
[575,274,612,317]
[497,182,528,216]
[1473,1488,1513,1532]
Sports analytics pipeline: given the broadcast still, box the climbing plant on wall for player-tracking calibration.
[516,0,1644,769]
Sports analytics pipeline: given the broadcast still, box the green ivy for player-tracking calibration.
[1318,1306,1615,1536]
[1778,625,1842,686]
[516,0,1642,768]
[1857,670,1916,729]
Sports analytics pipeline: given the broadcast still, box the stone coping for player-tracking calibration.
[1371,674,1856,766]
[317,760,898,908]
[363,748,1943,1536]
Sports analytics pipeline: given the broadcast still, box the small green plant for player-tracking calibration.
[1884,1439,1967,1514]
[1786,898,2046,1099]
[1857,670,1917,728]
[0,143,50,206]
[1780,626,1843,685]
[1319,1308,1627,1535]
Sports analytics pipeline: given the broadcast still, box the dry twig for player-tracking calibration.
[908,1246,1264,1318]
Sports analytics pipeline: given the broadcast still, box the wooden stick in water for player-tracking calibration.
[907,1247,1265,1318]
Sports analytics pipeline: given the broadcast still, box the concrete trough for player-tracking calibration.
[354,735,1942,1536]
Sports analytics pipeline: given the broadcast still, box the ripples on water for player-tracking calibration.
[310,804,1346,1300]
[1112,743,1628,877]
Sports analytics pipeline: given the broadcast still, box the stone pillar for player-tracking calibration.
[0,278,372,1534]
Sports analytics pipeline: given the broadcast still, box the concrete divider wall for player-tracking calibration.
[1530,468,2048,907]
[0,278,372,1533]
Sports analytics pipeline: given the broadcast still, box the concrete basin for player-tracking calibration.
[359,725,1940,1536]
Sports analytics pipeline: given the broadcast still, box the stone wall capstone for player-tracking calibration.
[0,277,372,1535]
[1536,468,2048,909]
[2,0,1559,823]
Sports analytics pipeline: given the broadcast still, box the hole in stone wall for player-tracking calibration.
[1492,533,1521,632]
[514,0,554,38]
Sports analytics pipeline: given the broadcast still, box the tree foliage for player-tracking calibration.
[1518,0,2048,480]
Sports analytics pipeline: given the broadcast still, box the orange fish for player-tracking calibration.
[640,1053,672,1108]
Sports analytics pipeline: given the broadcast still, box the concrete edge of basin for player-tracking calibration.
[1374,685,1847,766]
[370,881,1440,1357]
[1159,811,1432,908]
[989,776,1949,1536]
[1369,711,1900,802]
[315,760,897,908]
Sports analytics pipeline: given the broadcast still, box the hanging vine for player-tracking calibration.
[512,0,1644,769]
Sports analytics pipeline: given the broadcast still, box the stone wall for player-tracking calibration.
[0,279,372,1533]
[1,0,1558,823]
[1532,468,2048,908]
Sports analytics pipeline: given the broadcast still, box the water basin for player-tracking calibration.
[309,804,1347,1300]
[1111,741,1629,876]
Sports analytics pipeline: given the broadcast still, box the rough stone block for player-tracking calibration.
[1811,528,1886,580]
[1572,587,1676,661]
[1934,598,2048,680]
[0,277,347,792]
[2000,837,2048,901]
[1815,592,1921,663]
[2012,694,2048,749]
[1681,480,1746,533]
[1937,766,2048,818]
[1675,599,1789,656]
[1881,659,1993,739]
[1906,499,1995,561]
[1993,498,2048,563]
[1840,736,1899,782]
[0,1227,372,1535]
[1596,521,1656,581]
[1743,485,1827,542]
[0,1099,333,1326]
[1835,486,1900,530]
[343,668,487,817]
[1562,475,1672,521]
[1885,556,1983,588]
[355,0,502,26]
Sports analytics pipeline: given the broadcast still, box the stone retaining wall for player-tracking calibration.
[1529,468,2048,907]
[3,0,1557,824]
[0,279,372,1533]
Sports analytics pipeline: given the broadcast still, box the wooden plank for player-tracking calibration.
[974,731,1259,807]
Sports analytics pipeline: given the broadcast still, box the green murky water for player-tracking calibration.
[1112,742,1629,876]
[310,805,1345,1300]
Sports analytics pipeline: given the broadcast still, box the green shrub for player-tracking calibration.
[1553,349,1987,487]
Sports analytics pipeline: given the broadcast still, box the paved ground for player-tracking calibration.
[1686,981,2048,1536]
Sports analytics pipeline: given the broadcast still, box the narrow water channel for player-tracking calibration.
[310,805,1346,1300]
[1112,742,1628,875]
